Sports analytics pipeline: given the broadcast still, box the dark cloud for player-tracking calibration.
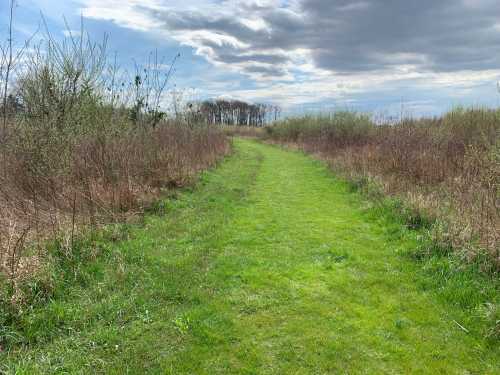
[244,64,288,77]
[197,38,289,65]
[301,0,500,73]
[142,0,500,77]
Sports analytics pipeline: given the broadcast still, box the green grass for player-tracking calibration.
[1,139,499,374]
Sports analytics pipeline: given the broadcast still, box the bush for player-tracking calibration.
[0,25,230,291]
[267,109,500,268]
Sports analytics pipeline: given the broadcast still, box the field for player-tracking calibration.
[1,140,498,373]
[1,7,499,374]
[267,110,499,267]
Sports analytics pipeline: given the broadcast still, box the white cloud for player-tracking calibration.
[79,1,158,31]
[69,0,500,111]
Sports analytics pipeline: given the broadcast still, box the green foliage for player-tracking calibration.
[0,140,498,373]
[0,23,230,289]
[267,108,500,268]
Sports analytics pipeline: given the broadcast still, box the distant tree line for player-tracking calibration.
[191,99,281,127]
[2,93,282,128]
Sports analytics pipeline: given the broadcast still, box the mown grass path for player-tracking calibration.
[2,139,498,374]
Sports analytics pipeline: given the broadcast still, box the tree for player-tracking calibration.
[197,99,279,127]
[1,0,36,135]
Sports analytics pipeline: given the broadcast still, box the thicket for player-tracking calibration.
[0,18,229,305]
[267,110,499,270]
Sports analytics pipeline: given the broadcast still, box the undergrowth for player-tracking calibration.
[266,109,499,268]
[0,222,130,347]
[346,174,499,341]
[0,22,229,292]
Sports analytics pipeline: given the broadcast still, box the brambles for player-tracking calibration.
[267,109,500,268]
[222,125,266,138]
[0,22,229,293]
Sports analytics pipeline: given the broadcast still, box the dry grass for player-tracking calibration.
[0,26,230,286]
[0,119,229,283]
[222,125,266,138]
[267,109,500,268]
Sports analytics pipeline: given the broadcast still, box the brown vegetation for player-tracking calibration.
[0,23,229,284]
[267,109,500,268]
[222,125,266,138]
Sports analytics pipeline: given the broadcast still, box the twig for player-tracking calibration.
[453,320,470,334]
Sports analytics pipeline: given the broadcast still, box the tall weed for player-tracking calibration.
[267,109,500,268]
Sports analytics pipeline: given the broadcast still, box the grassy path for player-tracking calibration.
[2,139,498,374]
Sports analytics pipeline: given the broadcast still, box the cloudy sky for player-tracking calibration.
[2,0,500,116]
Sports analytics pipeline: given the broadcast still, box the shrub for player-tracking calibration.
[0,24,230,291]
[267,109,500,268]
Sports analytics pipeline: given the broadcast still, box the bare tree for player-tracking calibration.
[0,0,36,136]
[130,51,180,127]
[0,0,16,137]
[17,16,107,134]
